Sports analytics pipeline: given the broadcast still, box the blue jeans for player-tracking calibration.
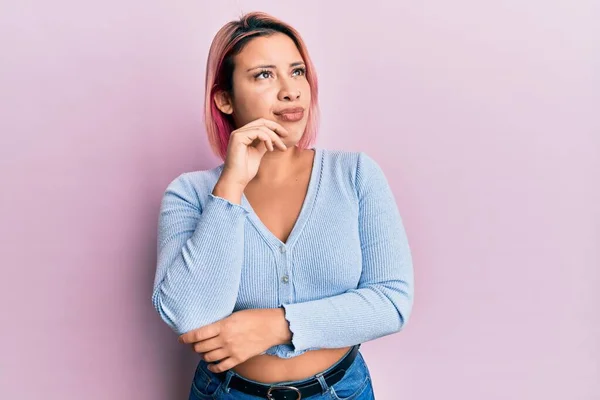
[188,347,375,400]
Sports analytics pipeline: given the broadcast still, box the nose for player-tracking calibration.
[278,79,301,101]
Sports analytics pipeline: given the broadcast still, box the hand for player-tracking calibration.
[221,118,290,187]
[178,308,290,373]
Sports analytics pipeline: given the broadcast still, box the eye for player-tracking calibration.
[293,67,306,77]
[255,70,272,80]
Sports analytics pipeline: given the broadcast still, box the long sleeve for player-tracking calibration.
[151,173,250,335]
[280,152,414,351]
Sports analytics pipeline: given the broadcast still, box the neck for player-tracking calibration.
[253,145,311,183]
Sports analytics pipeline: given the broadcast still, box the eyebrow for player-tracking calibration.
[246,61,305,72]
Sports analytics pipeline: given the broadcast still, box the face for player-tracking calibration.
[214,32,312,145]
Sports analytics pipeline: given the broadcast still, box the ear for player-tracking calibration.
[213,90,234,115]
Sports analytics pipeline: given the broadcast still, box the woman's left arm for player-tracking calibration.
[277,151,414,352]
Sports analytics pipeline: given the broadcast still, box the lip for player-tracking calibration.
[274,107,305,115]
[274,107,305,122]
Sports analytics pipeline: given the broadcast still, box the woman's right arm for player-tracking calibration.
[151,118,289,335]
[151,175,249,335]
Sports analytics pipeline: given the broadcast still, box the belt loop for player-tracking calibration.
[315,372,329,394]
[221,370,235,393]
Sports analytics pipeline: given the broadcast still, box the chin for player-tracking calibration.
[273,118,308,145]
[290,128,308,143]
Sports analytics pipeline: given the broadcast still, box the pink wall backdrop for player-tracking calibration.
[1,1,598,399]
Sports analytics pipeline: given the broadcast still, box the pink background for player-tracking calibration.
[1,1,598,399]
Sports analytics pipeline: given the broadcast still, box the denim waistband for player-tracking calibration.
[216,344,361,389]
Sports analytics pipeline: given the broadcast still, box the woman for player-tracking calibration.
[152,11,414,400]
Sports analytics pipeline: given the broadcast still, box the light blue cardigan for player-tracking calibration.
[152,148,414,358]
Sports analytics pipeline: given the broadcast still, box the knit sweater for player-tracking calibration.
[151,147,414,359]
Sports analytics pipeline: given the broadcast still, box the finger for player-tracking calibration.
[202,347,229,363]
[256,139,269,155]
[192,336,223,354]
[248,137,270,156]
[256,126,286,151]
[233,128,273,151]
[259,118,290,137]
[208,357,238,373]
[257,126,286,151]
[233,125,286,151]
[243,118,290,137]
[254,130,274,151]
[179,324,220,344]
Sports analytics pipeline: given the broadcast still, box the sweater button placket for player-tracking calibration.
[279,244,291,303]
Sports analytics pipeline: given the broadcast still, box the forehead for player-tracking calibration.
[234,33,303,68]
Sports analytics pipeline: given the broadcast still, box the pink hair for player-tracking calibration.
[204,11,320,161]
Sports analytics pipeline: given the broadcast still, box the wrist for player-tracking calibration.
[220,168,249,188]
[212,178,246,204]
[270,307,292,346]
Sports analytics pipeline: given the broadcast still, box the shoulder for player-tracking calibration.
[317,148,388,203]
[320,147,359,163]
[161,165,224,208]
[319,147,384,185]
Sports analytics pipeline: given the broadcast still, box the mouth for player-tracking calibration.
[274,107,305,122]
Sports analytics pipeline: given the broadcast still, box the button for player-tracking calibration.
[280,245,286,253]
[281,275,289,283]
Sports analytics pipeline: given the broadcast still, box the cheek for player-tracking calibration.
[301,81,312,103]
[235,89,271,115]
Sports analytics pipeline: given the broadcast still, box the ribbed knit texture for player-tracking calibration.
[152,148,414,359]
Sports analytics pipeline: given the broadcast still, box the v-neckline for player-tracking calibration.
[240,147,323,249]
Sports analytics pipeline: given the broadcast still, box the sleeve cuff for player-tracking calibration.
[206,193,251,215]
[280,303,313,352]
